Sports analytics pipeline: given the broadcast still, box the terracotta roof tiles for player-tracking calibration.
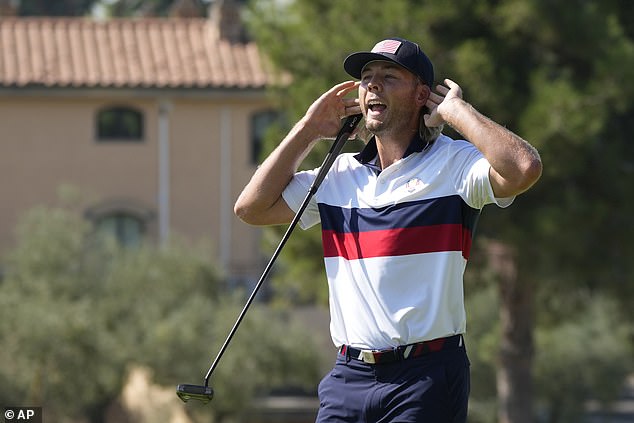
[0,17,272,89]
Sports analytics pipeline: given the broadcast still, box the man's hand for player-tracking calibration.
[302,80,361,140]
[234,80,361,226]
[423,78,464,128]
[423,78,542,197]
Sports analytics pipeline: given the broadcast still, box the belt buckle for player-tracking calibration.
[359,350,376,364]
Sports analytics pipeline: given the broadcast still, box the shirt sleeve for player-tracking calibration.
[448,140,515,209]
[281,167,322,229]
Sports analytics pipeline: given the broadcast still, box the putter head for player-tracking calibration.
[176,384,214,404]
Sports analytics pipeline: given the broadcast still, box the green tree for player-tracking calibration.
[534,296,632,423]
[0,201,322,422]
[464,281,633,423]
[7,0,207,17]
[246,1,634,422]
[97,0,206,17]
[12,0,96,16]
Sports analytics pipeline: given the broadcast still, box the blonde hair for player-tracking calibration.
[418,106,443,146]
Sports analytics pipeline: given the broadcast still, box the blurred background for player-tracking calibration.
[0,0,632,422]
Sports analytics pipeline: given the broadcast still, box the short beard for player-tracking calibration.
[365,119,385,134]
[356,107,443,145]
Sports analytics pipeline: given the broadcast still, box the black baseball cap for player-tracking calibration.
[343,37,434,87]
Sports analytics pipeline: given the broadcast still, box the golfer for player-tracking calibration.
[234,37,542,422]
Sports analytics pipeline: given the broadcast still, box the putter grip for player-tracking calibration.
[339,113,363,137]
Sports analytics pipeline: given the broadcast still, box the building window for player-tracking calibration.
[251,110,280,164]
[96,213,145,248]
[85,200,155,248]
[96,106,144,141]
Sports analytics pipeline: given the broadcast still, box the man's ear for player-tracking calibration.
[416,84,430,106]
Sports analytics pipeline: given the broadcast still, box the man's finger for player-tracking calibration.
[334,80,360,97]
[443,78,457,88]
[428,92,445,103]
[434,85,450,95]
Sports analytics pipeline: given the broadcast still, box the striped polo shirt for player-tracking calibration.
[282,134,513,349]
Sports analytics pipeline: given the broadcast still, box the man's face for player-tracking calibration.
[359,60,428,137]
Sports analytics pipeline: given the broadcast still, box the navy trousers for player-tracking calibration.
[316,343,470,422]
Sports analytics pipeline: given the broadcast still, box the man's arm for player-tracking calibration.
[234,80,361,226]
[424,79,542,198]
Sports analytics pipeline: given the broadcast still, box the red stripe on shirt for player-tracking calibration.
[322,224,473,260]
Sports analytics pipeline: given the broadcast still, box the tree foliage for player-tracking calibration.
[0,201,322,422]
[9,0,208,17]
[99,0,206,17]
[14,0,96,16]
[464,282,632,423]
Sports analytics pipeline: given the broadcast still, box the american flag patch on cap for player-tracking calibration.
[371,39,402,54]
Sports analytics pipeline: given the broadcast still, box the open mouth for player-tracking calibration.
[367,100,387,115]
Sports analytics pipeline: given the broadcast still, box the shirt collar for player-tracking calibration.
[353,133,429,171]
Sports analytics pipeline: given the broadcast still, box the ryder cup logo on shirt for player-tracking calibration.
[405,177,424,193]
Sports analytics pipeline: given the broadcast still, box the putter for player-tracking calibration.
[177,114,363,403]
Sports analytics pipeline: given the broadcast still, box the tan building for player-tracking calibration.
[0,8,279,283]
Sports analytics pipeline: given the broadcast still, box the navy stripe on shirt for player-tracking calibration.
[319,195,480,260]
